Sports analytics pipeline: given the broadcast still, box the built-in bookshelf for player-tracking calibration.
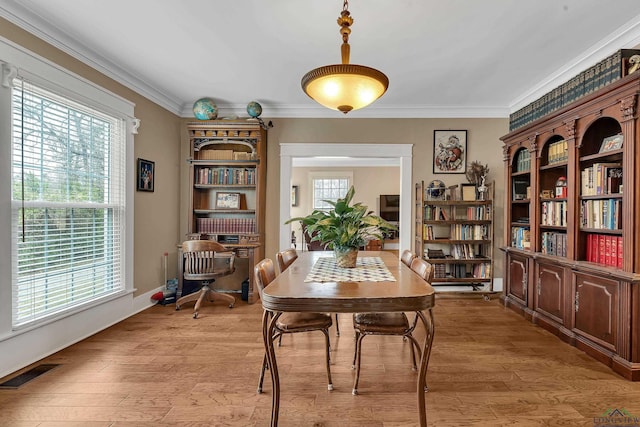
[415,181,494,294]
[501,71,640,381]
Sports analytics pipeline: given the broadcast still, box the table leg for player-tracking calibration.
[416,309,435,427]
[263,310,282,426]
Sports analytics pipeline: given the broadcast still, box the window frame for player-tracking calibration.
[308,171,353,211]
[1,39,136,333]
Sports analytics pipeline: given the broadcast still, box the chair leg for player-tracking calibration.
[175,287,204,310]
[321,329,333,391]
[192,288,209,319]
[352,333,366,395]
[257,353,268,393]
[352,331,360,368]
[405,334,422,371]
[210,289,236,308]
[335,313,340,336]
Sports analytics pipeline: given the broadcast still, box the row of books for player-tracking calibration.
[195,167,256,185]
[473,263,491,279]
[541,200,567,227]
[451,224,489,240]
[462,206,491,221]
[547,139,568,164]
[586,233,623,268]
[514,149,531,173]
[509,49,640,131]
[580,199,622,230]
[196,217,257,234]
[511,226,531,250]
[450,243,478,259]
[580,163,622,196]
[541,231,567,257]
[423,205,449,220]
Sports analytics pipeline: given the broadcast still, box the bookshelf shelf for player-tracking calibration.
[501,71,640,381]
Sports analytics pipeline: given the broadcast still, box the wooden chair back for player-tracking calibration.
[254,258,277,300]
[301,222,325,251]
[400,250,416,267]
[277,248,298,273]
[410,257,434,283]
[182,239,235,281]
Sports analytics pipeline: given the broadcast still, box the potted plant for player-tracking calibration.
[286,186,397,268]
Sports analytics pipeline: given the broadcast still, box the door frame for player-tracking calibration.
[279,143,413,252]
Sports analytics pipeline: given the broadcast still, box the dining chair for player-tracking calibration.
[350,256,434,395]
[278,246,341,336]
[175,240,236,319]
[276,248,298,273]
[255,258,334,393]
[400,249,417,267]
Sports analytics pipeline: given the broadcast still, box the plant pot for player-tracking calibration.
[334,246,358,268]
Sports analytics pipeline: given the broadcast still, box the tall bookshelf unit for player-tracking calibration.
[501,73,640,380]
[184,120,267,304]
[415,181,495,295]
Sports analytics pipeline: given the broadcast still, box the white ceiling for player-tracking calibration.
[3,0,640,119]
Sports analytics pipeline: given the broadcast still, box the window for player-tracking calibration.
[312,176,351,210]
[11,79,126,327]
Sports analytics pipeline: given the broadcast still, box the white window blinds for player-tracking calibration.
[11,78,127,327]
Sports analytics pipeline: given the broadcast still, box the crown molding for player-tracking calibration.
[510,14,640,112]
[0,2,183,115]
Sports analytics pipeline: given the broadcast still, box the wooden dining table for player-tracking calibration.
[260,250,436,426]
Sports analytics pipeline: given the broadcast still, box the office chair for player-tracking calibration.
[175,240,236,319]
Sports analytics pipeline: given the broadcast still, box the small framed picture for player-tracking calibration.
[460,183,477,201]
[137,158,154,192]
[215,192,241,210]
[291,185,299,207]
[434,130,467,174]
[599,134,623,153]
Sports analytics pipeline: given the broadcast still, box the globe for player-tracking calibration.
[193,98,218,120]
[427,179,446,199]
[246,101,262,118]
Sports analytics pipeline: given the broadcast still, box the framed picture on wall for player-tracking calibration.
[433,130,467,174]
[291,185,299,207]
[137,158,154,192]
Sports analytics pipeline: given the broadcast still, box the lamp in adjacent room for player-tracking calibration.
[301,0,388,114]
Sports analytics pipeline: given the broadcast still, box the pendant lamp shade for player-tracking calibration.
[301,1,388,114]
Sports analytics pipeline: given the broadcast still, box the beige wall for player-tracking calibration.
[1,18,183,296]
[264,118,508,278]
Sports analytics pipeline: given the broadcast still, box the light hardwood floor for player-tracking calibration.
[1,296,640,426]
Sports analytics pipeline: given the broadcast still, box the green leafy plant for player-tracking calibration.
[286,186,397,251]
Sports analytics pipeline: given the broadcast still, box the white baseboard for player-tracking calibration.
[0,286,163,380]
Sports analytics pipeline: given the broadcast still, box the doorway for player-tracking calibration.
[279,143,413,251]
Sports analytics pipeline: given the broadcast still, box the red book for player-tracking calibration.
[618,237,623,269]
[604,236,612,266]
[611,235,618,267]
[599,235,606,266]
[592,234,599,263]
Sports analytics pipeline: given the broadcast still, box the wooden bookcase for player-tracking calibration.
[501,72,640,380]
[182,120,267,303]
[415,181,495,296]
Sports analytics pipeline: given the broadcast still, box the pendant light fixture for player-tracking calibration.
[301,0,389,114]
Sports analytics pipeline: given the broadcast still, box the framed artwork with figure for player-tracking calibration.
[433,130,467,174]
[137,158,154,192]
